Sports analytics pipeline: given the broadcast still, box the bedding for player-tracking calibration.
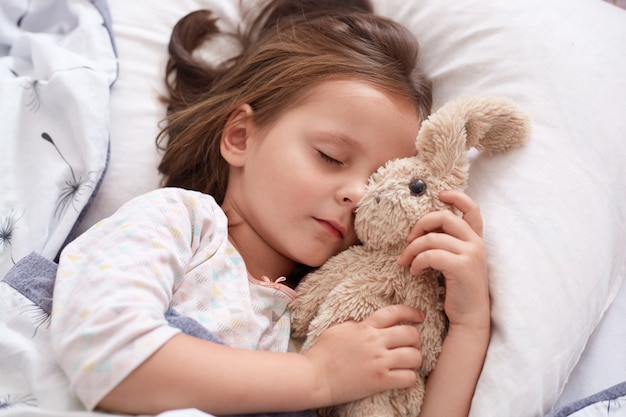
[547,381,626,417]
[1,0,625,416]
[0,0,117,280]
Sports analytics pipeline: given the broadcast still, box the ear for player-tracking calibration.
[414,99,470,179]
[220,104,256,167]
[415,96,530,177]
[458,96,530,155]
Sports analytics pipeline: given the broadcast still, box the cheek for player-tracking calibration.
[267,153,326,203]
[276,170,321,204]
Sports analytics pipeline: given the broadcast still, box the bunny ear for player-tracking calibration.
[459,96,531,154]
[415,96,530,178]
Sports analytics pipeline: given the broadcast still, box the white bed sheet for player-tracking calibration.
[555,277,626,408]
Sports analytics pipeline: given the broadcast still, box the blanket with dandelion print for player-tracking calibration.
[0,0,117,280]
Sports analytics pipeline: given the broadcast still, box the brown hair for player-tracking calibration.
[157,0,432,205]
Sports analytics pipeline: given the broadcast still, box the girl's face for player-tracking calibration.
[221,79,420,278]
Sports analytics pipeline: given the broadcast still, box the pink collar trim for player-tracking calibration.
[248,274,297,300]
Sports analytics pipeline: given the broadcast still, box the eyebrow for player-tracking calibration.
[314,130,360,148]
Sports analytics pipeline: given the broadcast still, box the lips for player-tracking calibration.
[315,218,346,239]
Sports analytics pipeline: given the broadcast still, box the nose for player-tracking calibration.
[338,179,367,207]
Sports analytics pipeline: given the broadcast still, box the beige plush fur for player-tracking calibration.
[289,96,530,417]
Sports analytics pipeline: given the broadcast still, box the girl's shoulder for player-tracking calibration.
[113,187,227,229]
[122,187,220,212]
[137,187,218,205]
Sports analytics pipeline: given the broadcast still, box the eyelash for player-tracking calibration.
[318,151,343,166]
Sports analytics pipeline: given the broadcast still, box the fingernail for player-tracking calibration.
[418,310,426,321]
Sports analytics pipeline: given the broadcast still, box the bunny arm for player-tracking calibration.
[288,249,361,341]
[290,245,391,342]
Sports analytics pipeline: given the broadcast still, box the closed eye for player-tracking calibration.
[318,150,343,166]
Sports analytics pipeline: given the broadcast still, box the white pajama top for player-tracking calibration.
[50,188,296,410]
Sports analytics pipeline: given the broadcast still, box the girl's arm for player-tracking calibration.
[99,304,426,415]
[419,321,490,416]
[51,188,424,415]
[51,189,206,410]
[398,190,491,417]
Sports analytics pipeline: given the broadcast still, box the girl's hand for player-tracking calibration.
[397,190,490,330]
[303,304,425,406]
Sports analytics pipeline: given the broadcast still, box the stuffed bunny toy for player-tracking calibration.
[289,96,530,417]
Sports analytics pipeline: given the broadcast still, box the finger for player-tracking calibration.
[405,210,460,242]
[382,324,422,350]
[409,245,485,277]
[365,305,425,329]
[402,212,477,267]
[408,248,459,276]
[410,210,478,243]
[398,231,465,267]
[438,190,483,236]
[382,368,419,391]
[387,346,423,370]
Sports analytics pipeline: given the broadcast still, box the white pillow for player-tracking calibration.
[77,0,243,233]
[83,1,626,416]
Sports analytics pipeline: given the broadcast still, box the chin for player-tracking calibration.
[301,258,325,269]
[298,252,333,269]
[293,244,348,269]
